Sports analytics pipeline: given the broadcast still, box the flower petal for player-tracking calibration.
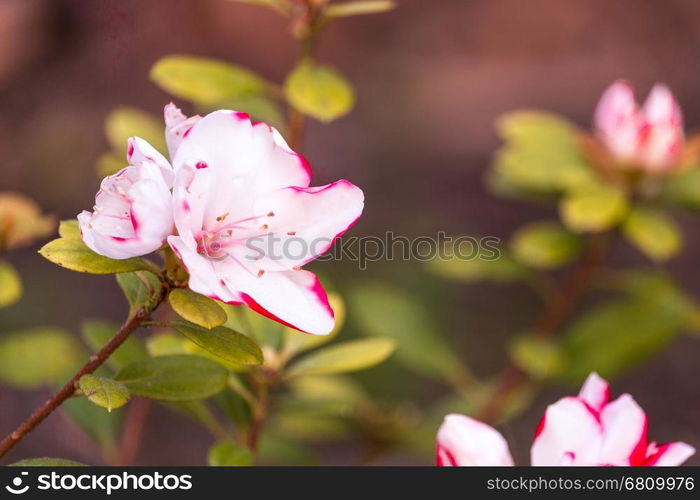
[578,372,610,413]
[598,394,648,466]
[172,109,311,190]
[530,397,602,466]
[235,268,335,336]
[248,180,365,270]
[645,442,695,466]
[127,137,173,187]
[642,84,683,127]
[164,103,201,160]
[594,80,642,161]
[167,235,240,304]
[436,414,514,466]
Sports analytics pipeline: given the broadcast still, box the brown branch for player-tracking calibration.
[246,373,270,453]
[115,397,152,466]
[475,232,610,423]
[285,0,322,151]
[0,283,168,460]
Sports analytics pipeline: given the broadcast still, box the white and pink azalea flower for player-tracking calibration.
[166,107,364,336]
[78,137,174,259]
[437,373,695,466]
[594,80,684,172]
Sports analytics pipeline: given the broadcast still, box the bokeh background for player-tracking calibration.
[2,0,700,465]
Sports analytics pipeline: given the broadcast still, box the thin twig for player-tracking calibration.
[116,398,152,466]
[475,233,610,423]
[0,282,168,459]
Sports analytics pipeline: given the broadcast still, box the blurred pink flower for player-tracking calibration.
[437,373,695,466]
[594,80,684,172]
[78,137,174,259]
[167,108,364,335]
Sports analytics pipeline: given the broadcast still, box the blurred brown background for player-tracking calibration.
[1,0,700,465]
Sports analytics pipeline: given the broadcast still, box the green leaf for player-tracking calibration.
[326,1,397,17]
[491,111,597,194]
[105,107,167,155]
[348,282,467,383]
[427,245,527,283]
[78,374,130,412]
[39,237,157,274]
[0,260,22,307]
[284,61,354,122]
[169,289,227,329]
[115,354,228,401]
[289,375,367,405]
[81,320,148,372]
[208,440,253,466]
[151,56,268,105]
[559,184,628,233]
[58,219,80,239]
[0,328,84,388]
[212,94,285,130]
[510,221,580,270]
[660,166,700,208]
[10,458,86,466]
[559,298,685,383]
[116,271,162,315]
[96,152,126,177]
[173,321,263,366]
[622,208,682,262]
[286,338,395,378]
[509,335,564,380]
[146,332,189,357]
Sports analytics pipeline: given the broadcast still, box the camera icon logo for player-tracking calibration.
[5,471,29,495]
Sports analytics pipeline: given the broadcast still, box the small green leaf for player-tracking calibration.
[208,440,253,466]
[623,208,682,262]
[510,221,580,270]
[58,219,81,239]
[284,61,354,122]
[427,246,527,283]
[116,271,162,314]
[348,282,467,383]
[559,299,684,383]
[173,321,263,366]
[0,328,84,388]
[39,237,156,274]
[146,332,189,357]
[491,111,597,194]
[213,94,285,130]
[81,320,148,372]
[559,184,628,233]
[326,1,396,17]
[115,354,228,401]
[660,166,700,208]
[10,458,86,466]
[96,152,126,177]
[509,335,564,380]
[169,289,227,329]
[105,107,167,155]
[78,374,130,412]
[286,338,396,378]
[0,260,22,307]
[151,56,268,105]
